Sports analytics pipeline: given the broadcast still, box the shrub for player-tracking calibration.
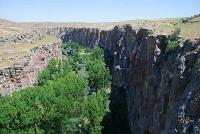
[170,28,181,41]
[166,40,179,52]
[166,28,181,52]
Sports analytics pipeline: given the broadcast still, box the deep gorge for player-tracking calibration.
[59,25,200,133]
[0,25,200,133]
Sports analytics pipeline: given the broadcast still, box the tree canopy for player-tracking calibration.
[0,42,111,134]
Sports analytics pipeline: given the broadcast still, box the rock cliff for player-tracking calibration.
[59,26,200,133]
[1,25,199,133]
[0,42,62,96]
[127,32,200,134]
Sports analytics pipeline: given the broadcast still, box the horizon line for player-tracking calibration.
[0,14,195,23]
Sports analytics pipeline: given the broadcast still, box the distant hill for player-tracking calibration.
[0,18,14,26]
[0,14,200,40]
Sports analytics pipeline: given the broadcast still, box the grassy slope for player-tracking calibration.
[155,16,200,40]
[0,36,60,68]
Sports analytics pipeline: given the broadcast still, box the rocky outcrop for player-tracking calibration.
[62,28,100,47]
[0,42,62,96]
[1,25,199,133]
[34,27,100,47]
[0,32,42,48]
[33,27,68,38]
[127,31,200,134]
[59,26,200,133]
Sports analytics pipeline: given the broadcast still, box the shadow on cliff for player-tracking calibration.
[102,86,131,134]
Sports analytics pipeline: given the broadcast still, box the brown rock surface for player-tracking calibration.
[59,26,200,133]
[0,42,62,96]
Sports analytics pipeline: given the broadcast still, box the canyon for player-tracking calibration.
[40,26,200,133]
[0,20,200,133]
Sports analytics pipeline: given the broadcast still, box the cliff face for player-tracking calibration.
[128,33,200,134]
[59,26,200,133]
[0,42,62,96]
[2,26,199,133]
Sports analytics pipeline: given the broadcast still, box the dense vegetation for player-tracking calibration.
[0,42,111,134]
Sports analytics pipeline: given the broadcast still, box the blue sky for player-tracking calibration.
[0,0,200,22]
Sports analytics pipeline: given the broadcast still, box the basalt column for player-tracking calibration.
[59,26,200,134]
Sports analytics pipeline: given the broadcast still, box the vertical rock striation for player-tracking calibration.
[128,32,200,134]
[1,25,199,133]
[60,26,200,133]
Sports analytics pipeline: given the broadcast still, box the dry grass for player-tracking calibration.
[1,16,200,40]
[0,36,60,68]
[0,16,200,67]
[0,59,15,68]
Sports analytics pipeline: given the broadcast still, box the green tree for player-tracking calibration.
[90,47,104,61]
[87,59,111,89]
[0,42,110,134]
[37,59,61,85]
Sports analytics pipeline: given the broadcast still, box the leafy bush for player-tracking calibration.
[0,42,111,134]
[181,17,191,23]
[166,40,179,52]
[166,28,181,52]
[170,28,181,41]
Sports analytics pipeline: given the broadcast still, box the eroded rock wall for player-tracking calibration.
[1,25,199,133]
[128,31,200,134]
[33,27,68,38]
[60,25,136,90]
[0,42,62,96]
[60,26,200,133]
